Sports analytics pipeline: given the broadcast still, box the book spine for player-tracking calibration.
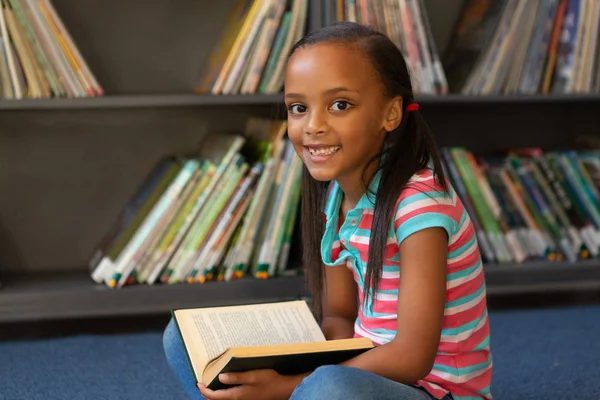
[511,157,561,260]
[556,153,600,253]
[192,162,262,282]
[481,160,528,263]
[145,162,215,284]
[451,148,508,263]
[0,0,22,98]
[552,0,581,93]
[135,166,206,284]
[528,158,579,262]
[89,159,171,272]
[108,159,200,287]
[499,167,549,258]
[210,194,253,280]
[547,153,599,257]
[467,153,514,262]
[90,160,181,283]
[254,143,295,277]
[159,137,245,283]
[257,11,291,93]
[441,148,494,264]
[277,160,303,274]
[168,156,243,283]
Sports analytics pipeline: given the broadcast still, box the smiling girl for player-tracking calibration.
[164,21,493,400]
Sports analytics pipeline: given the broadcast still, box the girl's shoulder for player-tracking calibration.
[398,168,452,203]
[393,168,459,242]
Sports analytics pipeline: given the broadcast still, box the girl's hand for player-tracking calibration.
[198,369,298,400]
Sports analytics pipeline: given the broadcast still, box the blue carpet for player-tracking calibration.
[1,305,598,400]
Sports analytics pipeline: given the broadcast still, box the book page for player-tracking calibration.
[174,300,324,379]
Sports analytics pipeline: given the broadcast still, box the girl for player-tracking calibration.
[163,21,493,400]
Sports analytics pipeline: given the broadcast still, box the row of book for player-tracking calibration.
[325,0,448,95]
[0,0,102,99]
[444,0,600,95]
[197,0,449,96]
[195,0,308,96]
[3,0,599,99]
[89,118,302,288]
[88,136,600,287]
[442,147,600,265]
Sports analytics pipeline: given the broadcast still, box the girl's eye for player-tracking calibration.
[330,101,352,111]
[289,104,307,114]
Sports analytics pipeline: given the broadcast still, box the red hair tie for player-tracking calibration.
[406,103,419,112]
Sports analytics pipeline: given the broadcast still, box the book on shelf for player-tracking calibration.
[441,145,600,266]
[0,0,102,99]
[88,117,304,288]
[443,0,600,95]
[325,0,448,95]
[172,299,373,390]
[195,0,308,95]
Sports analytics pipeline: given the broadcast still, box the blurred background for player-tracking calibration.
[0,0,599,399]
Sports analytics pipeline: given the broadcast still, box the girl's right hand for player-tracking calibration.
[198,369,304,400]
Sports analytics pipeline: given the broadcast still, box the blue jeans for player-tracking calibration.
[163,318,451,400]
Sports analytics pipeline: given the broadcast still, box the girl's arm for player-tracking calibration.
[321,263,359,340]
[340,227,448,383]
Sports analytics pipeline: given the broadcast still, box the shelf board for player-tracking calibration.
[1,93,599,110]
[0,93,286,110]
[1,260,599,323]
[416,93,600,105]
[483,259,600,295]
[0,271,307,323]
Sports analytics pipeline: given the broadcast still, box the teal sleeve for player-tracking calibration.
[395,210,456,246]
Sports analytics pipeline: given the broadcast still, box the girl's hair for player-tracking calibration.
[288,21,448,318]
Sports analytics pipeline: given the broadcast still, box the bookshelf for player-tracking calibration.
[3,262,600,324]
[1,0,600,324]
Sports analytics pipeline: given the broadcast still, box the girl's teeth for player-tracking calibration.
[309,146,340,155]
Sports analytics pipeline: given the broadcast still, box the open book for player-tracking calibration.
[172,299,373,390]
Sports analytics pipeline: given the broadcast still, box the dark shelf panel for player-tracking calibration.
[484,260,600,296]
[417,93,600,105]
[0,271,307,323]
[0,94,286,110]
[1,93,600,110]
[1,261,599,323]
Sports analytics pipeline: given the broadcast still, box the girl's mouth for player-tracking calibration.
[306,145,340,156]
[304,145,341,163]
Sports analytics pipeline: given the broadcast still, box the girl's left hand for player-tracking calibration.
[198,369,296,400]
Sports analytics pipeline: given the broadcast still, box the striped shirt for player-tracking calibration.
[320,168,493,400]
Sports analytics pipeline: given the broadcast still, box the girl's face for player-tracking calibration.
[284,42,402,185]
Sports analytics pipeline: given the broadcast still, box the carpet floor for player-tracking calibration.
[1,305,599,400]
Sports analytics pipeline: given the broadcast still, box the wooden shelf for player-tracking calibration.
[1,93,599,111]
[1,261,599,323]
[0,272,307,323]
[483,260,600,296]
[0,94,286,110]
[417,93,600,105]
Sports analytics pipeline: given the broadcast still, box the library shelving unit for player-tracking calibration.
[1,0,600,324]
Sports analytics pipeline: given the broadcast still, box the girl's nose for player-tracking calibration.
[305,110,327,136]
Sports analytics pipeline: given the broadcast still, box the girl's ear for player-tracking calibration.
[383,96,403,132]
